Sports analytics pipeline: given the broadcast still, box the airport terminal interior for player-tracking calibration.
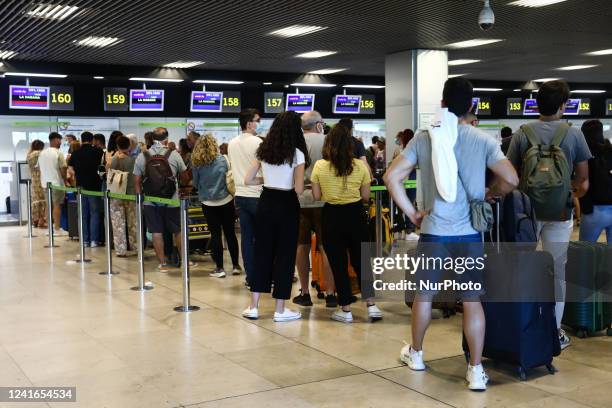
[1,0,612,407]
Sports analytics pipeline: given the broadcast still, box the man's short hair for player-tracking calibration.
[116,135,131,151]
[301,110,322,130]
[81,131,94,143]
[65,134,76,142]
[537,80,570,116]
[371,136,380,144]
[442,77,474,117]
[153,127,169,141]
[239,108,260,131]
[501,126,513,139]
[49,132,62,142]
[93,133,105,146]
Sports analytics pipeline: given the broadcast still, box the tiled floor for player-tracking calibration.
[0,226,610,408]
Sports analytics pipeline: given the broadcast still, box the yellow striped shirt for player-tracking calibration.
[311,159,371,205]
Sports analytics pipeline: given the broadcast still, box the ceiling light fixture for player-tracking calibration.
[75,36,121,48]
[290,83,336,88]
[448,74,469,78]
[307,68,347,75]
[93,76,104,79]
[129,77,183,82]
[446,38,503,49]
[192,80,244,85]
[556,64,598,71]
[26,3,79,20]
[269,25,327,38]
[586,49,612,56]
[342,85,385,89]
[508,0,568,7]
[448,59,481,66]
[473,87,503,92]
[295,50,338,59]
[533,77,561,82]
[263,82,273,85]
[4,72,67,78]
[0,50,18,59]
[571,90,606,94]
[163,60,205,69]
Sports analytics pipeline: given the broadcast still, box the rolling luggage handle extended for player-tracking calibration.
[174,198,200,312]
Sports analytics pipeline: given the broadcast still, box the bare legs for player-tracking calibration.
[250,292,286,314]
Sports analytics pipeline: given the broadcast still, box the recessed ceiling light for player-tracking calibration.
[586,49,612,56]
[263,82,273,85]
[448,74,469,78]
[571,90,606,94]
[129,77,183,82]
[556,64,598,71]
[26,3,79,20]
[446,38,504,49]
[5,72,67,78]
[163,60,205,69]
[448,59,481,66]
[342,84,385,89]
[290,83,336,88]
[508,0,568,7]
[513,89,522,92]
[534,77,561,82]
[75,36,121,48]
[269,25,327,38]
[93,76,104,79]
[192,80,244,85]
[0,50,17,59]
[308,68,347,75]
[473,87,503,92]
[295,50,338,59]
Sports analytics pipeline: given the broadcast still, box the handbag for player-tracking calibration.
[224,155,236,196]
[107,158,129,195]
[458,171,494,233]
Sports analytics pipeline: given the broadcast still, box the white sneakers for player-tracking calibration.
[559,329,571,350]
[466,364,489,391]
[405,232,420,241]
[210,268,226,278]
[331,310,354,323]
[400,343,426,371]
[367,304,383,321]
[242,307,301,322]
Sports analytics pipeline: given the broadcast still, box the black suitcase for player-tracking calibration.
[67,199,79,240]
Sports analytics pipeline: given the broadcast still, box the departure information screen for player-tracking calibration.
[9,85,50,110]
[49,86,74,111]
[333,95,361,114]
[264,92,284,114]
[360,94,376,114]
[564,98,580,115]
[221,91,241,113]
[286,94,315,112]
[472,97,492,115]
[507,98,523,116]
[191,91,223,112]
[130,89,164,111]
[523,99,539,115]
[104,87,128,111]
[579,98,591,115]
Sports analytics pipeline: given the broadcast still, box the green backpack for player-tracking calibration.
[519,123,573,221]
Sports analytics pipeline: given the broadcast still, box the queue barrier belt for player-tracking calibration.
[370,180,416,192]
[50,184,178,206]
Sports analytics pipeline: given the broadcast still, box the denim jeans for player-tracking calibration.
[235,196,259,283]
[579,205,612,243]
[81,196,102,244]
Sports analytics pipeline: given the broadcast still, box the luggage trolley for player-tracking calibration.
[187,195,211,254]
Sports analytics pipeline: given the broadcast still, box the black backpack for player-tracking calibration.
[588,148,612,205]
[501,191,538,244]
[142,149,176,198]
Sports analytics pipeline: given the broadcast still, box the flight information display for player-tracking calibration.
[472,97,491,115]
[49,86,74,111]
[104,87,128,111]
[564,98,580,115]
[264,92,284,114]
[130,89,164,111]
[507,98,523,116]
[221,91,241,113]
[523,98,539,116]
[9,85,50,110]
[286,94,315,112]
[333,95,362,114]
[191,91,223,112]
[579,98,591,115]
[360,94,376,114]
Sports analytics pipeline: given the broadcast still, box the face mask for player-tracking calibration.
[256,122,265,134]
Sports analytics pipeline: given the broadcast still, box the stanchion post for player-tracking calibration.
[24,179,36,238]
[75,187,91,263]
[174,198,199,312]
[44,182,59,248]
[99,190,118,275]
[389,197,395,236]
[131,193,153,291]
[375,190,383,258]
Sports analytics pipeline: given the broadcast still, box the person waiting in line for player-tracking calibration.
[462,112,479,128]
[579,120,612,243]
[293,110,337,308]
[39,132,68,236]
[192,133,242,278]
[365,135,380,171]
[374,137,386,173]
[26,140,47,229]
[242,111,308,322]
[68,132,104,247]
[219,143,228,156]
[310,124,383,323]
[500,126,513,155]
[93,133,106,150]
[109,136,138,257]
[391,129,419,240]
[144,131,154,150]
[228,109,264,285]
[385,78,518,391]
[133,127,196,271]
[507,80,591,350]
[337,118,373,179]
[127,133,141,157]
[186,131,200,150]
[104,130,123,169]
[66,141,80,187]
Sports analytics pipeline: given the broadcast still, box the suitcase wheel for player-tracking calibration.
[518,367,527,381]
[606,327,612,337]
[546,363,556,375]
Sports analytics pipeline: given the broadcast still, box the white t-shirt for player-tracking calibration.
[38,147,67,186]
[228,132,263,198]
[262,149,305,190]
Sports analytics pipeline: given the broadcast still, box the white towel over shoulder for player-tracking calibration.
[429,108,459,202]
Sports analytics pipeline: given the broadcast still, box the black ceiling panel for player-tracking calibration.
[1,0,611,82]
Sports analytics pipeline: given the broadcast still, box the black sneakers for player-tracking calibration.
[325,294,339,308]
[292,292,313,307]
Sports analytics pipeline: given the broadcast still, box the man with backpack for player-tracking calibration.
[133,127,193,272]
[507,80,591,350]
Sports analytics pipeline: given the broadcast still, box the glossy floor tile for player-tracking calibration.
[0,225,610,408]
